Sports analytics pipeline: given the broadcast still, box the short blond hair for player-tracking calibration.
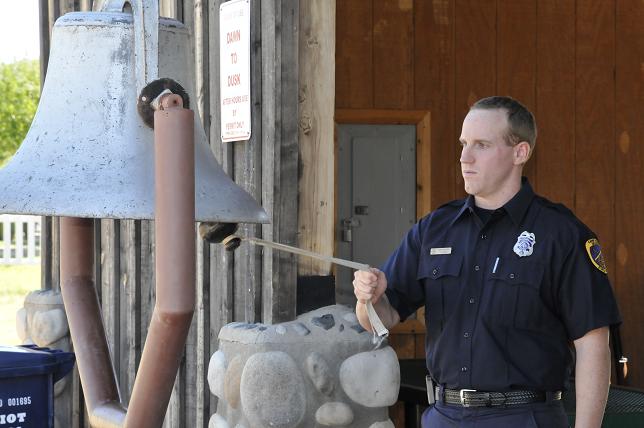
[470,96,537,151]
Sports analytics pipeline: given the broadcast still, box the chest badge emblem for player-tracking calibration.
[513,231,536,257]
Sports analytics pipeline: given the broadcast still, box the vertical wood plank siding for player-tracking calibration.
[575,0,616,286]
[615,0,644,394]
[413,0,455,208]
[191,2,212,426]
[39,0,299,426]
[336,0,644,389]
[535,0,575,209]
[335,0,373,109]
[372,1,414,109]
[207,0,234,418]
[496,0,537,184]
[234,0,262,325]
[260,0,300,324]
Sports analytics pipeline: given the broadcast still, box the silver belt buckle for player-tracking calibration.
[459,388,477,407]
[426,376,435,405]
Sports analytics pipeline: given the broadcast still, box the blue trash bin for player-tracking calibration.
[0,345,75,428]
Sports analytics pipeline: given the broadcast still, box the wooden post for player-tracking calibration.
[297,0,336,276]
[261,0,300,324]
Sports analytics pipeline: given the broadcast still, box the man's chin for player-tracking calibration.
[463,182,477,196]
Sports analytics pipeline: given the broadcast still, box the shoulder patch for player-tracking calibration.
[585,238,607,274]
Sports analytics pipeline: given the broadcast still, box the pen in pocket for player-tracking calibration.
[492,257,499,273]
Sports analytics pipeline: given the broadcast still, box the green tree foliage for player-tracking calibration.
[0,60,40,165]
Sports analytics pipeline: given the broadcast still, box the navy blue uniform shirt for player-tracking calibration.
[383,178,621,392]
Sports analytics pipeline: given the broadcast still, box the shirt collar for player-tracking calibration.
[449,195,475,227]
[450,177,535,226]
[503,177,535,225]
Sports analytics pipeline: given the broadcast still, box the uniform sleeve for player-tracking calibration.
[382,216,427,322]
[556,226,622,341]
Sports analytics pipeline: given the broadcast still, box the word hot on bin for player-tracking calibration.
[0,345,74,428]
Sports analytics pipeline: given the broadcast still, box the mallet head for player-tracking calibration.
[198,222,239,244]
[222,235,242,252]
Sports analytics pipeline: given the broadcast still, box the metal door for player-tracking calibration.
[336,124,416,304]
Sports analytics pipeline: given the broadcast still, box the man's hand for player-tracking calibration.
[353,268,399,332]
[353,268,387,304]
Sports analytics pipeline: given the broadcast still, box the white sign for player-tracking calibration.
[220,0,251,142]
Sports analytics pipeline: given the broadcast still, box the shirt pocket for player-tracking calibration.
[486,260,548,330]
[417,253,464,333]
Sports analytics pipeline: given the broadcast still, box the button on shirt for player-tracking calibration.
[382,178,621,392]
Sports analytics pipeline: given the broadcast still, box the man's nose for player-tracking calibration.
[460,145,473,163]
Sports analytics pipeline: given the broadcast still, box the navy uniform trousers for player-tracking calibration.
[422,401,569,427]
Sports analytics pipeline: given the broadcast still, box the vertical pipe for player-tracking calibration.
[125,95,195,427]
[60,217,126,427]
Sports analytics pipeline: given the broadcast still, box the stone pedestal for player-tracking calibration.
[207,305,399,428]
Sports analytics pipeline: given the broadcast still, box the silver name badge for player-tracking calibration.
[430,247,452,255]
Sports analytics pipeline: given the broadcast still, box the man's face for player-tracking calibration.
[459,108,519,202]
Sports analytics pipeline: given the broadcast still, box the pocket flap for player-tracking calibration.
[490,260,544,288]
[418,252,463,280]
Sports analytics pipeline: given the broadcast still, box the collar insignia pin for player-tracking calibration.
[513,231,536,257]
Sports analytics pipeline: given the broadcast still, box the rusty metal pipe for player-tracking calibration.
[60,93,194,428]
[125,94,196,427]
[60,217,126,428]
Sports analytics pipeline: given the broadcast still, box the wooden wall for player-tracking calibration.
[39,0,299,426]
[336,0,644,389]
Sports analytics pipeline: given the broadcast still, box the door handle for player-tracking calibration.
[341,217,360,242]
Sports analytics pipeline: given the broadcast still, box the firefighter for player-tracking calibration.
[353,96,621,427]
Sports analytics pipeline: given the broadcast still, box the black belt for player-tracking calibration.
[434,386,562,408]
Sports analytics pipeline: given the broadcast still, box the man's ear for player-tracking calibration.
[514,141,531,165]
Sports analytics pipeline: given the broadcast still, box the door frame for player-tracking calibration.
[334,109,431,220]
[334,109,430,344]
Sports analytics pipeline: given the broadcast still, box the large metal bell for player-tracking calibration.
[0,11,268,223]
